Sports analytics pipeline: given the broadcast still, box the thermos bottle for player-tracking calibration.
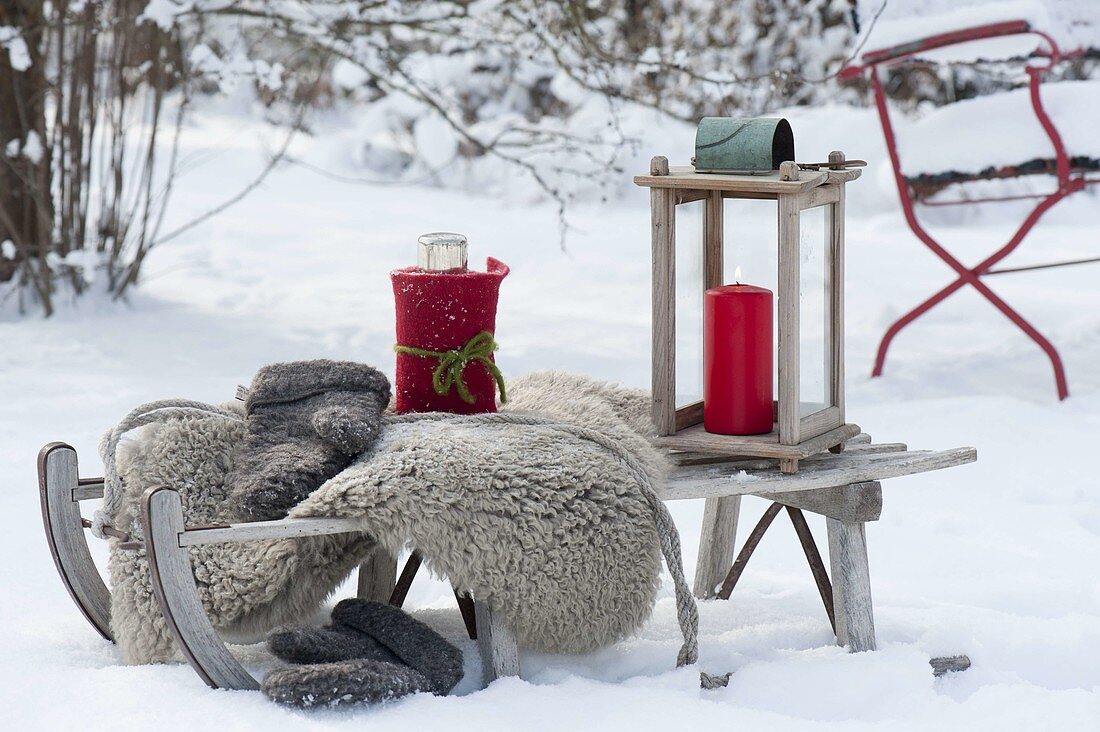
[391,232,509,414]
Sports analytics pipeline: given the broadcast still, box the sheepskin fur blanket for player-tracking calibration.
[108,371,669,664]
[108,404,375,664]
[292,371,667,653]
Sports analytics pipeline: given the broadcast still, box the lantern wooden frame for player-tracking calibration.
[634,153,861,473]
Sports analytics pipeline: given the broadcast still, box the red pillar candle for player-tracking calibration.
[704,283,774,435]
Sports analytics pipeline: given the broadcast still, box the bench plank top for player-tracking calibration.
[665,445,976,501]
[168,438,975,546]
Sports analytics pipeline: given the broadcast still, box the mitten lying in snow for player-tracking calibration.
[329,598,465,694]
[263,659,437,708]
[267,619,402,666]
[227,360,390,521]
[263,599,464,708]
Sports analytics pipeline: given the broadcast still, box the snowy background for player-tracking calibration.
[2,1,1100,730]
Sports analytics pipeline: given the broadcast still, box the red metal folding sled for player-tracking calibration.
[841,20,1100,400]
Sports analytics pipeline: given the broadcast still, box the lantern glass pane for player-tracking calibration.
[675,200,704,407]
[722,198,779,396]
[799,204,831,417]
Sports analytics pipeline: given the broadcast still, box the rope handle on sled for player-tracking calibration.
[92,400,243,541]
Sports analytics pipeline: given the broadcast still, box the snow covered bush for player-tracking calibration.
[9,1,1093,313]
[0,1,188,314]
[2,0,867,315]
[131,1,863,230]
[0,0,299,315]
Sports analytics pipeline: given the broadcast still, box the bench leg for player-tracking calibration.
[474,601,520,685]
[827,517,876,652]
[693,496,741,599]
[356,546,397,603]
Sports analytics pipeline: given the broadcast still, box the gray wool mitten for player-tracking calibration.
[267,623,402,666]
[262,599,464,709]
[262,659,436,709]
[331,599,465,695]
[227,360,390,521]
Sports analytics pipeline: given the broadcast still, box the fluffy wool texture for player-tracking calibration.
[228,360,391,521]
[108,370,667,663]
[293,371,668,653]
[263,599,464,707]
[107,404,377,664]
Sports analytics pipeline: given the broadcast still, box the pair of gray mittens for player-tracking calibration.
[263,599,465,708]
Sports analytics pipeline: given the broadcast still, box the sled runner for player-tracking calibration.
[840,20,1100,400]
[40,434,975,690]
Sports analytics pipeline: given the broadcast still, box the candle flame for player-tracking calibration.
[734,265,742,284]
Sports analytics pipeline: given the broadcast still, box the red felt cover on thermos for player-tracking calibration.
[391,257,509,414]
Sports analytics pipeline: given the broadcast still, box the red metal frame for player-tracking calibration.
[843,21,1096,400]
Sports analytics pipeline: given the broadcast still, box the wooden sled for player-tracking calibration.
[39,441,516,689]
[40,434,976,690]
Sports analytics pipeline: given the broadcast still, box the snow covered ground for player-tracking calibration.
[2,96,1099,730]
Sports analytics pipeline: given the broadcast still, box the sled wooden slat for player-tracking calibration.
[72,482,104,499]
[143,486,260,691]
[179,516,367,547]
[664,447,976,501]
[72,477,104,499]
[670,439,906,466]
[38,444,113,642]
[830,441,905,455]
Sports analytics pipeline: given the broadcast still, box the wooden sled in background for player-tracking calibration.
[40,432,975,690]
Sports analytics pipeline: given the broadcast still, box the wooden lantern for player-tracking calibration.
[634,153,861,473]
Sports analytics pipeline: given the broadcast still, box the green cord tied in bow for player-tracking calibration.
[394,330,507,405]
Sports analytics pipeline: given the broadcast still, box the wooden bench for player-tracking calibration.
[673,433,975,652]
[40,435,974,690]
